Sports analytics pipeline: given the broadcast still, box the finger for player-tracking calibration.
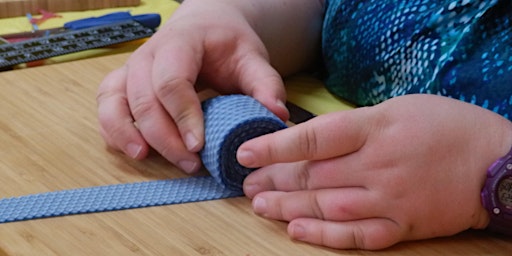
[244,162,308,198]
[237,107,374,168]
[287,218,402,250]
[97,66,149,159]
[243,155,368,198]
[235,53,289,121]
[151,39,204,152]
[251,188,385,222]
[126,52,201,173]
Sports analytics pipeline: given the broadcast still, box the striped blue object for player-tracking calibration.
[0,95,286,223]
[201,95,287,192]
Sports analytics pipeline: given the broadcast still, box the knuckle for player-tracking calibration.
[153,76,187,99]
[153,73,196,104]
[96,77,123,106]
[96,67,127,97]
[100,126,133,154]
[153,135,190,164]
[295,163,312,190]
[95,89,111,105]
[265,140,280,164]
[352,226,368,249]
[174,106,199,128]
[277,200,288,220]
[153,77,199,124]
[130,95,160,120]
[102,118,134,145]
[298,127,319,159]
[96,98,132,145]
[309,192,326,221]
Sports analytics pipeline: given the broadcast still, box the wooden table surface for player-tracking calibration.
[0,53,511,255]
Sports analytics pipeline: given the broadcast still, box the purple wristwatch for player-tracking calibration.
[481,147,512,236]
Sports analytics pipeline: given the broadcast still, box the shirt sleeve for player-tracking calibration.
[321,0,512,119]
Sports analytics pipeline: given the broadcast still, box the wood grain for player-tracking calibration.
[0,0,141,18]
[0,53,511,255]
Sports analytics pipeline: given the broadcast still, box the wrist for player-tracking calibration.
[480,120,512,235]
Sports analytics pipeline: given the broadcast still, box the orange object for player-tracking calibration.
[29,9,62,25]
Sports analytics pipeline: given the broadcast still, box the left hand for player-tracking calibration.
[237,94,512,250]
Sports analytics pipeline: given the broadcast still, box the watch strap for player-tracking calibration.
[482,147,512,236]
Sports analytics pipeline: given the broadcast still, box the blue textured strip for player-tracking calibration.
[201,95,287,192]
[0,177,242,223]
[0,95,286,223]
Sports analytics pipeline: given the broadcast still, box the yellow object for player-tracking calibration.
[0,0,142,18]
[285,74,354,115]
[0,0,179,65]
[0,0,178,33]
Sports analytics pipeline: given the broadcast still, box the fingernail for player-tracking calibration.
[252,196,267,215]
[290,223,306,240]
[237,148,255,167]
[184,132,200,151]
[178,160,198,174]
[243,183,260,196]
[276,99,287,110]
[126,143,142,159]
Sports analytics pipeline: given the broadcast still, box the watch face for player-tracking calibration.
[498,176,512,208]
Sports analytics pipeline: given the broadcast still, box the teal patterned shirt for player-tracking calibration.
[322,0,512,118]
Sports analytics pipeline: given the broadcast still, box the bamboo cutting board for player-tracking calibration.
[0,52,511,255]
[0,0,141,18]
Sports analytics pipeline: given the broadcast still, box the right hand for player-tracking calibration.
[238,94,512,249]
[96,0,290,173]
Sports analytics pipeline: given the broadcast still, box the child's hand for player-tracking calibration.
[238,94,512,250]
[96,0,302,173]
[96,0,323,173]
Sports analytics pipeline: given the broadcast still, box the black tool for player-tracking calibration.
[0,19,156,69]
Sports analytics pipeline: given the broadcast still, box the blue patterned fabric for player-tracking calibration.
[322,0,512,119]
